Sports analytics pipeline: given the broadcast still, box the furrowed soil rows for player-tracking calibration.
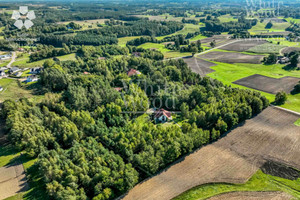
[219,40,267,52]
[122,107,300,200]
[233,74,300,94]
[198,51,264,64]
[183,57,217,76]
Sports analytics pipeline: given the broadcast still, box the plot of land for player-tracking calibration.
[200,35,231,47]
[199,51,264,64]
[122,107,300,200]
[233,74,300,94]
[219,40,267,52]
[247,43,286,54]
[281,47,300,55]
[0,163,28,200]
[207,191,293,200]
[182,57,217,76]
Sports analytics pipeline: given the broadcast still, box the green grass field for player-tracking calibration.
[189,34,207,42]
[249,22,290,35]
[118,36,142,47]
[295,119,300,126]
[12,53,77,68]
[206,62,300,112]
[139,43,192,58]
[174,170,300,200]
[156,24,201,40]
[218,14,238,23]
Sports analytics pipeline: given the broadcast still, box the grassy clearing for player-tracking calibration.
[173,170,300,200]
[138,42,192,58]
[0,79,43,103]
[156,24,201,40]
[247,43,286,54]
[266,38,300,48]
[249,22,290,35]
[295,118,300,126]
[118,36,141,47]
[218,14,238,23]
[190,34,207,42]
[206,62,300,112]
[12,53,77,68]
[57,19,106,30]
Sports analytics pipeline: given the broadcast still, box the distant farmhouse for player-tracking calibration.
[27,75,39,83]
[9,67,21,74]
[0,54,11,61]
[127,69,141,77]
[30,67,43,74]
[154,109,172,123]
[0,70,6,78]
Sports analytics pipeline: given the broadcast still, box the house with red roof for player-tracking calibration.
[154,109,172,123]
[127,69,141,77]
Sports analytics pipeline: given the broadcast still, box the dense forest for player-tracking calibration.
[1,43,269,199]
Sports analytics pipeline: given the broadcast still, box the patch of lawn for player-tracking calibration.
[156,24,201,40]
[138,43,191,58]
[173,170,300,200]
[0,145,20,168]
[206,62,300,112]
[118,36,141,47]
[294,118,300,126]
[12,53,77,68]
[218,14,238,23]
[189,34,207,42]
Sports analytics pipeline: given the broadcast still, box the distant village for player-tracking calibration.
[0,51,43,92]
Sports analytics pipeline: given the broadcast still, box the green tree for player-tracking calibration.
[275,91,288,105]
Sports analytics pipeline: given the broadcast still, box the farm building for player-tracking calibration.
[154,109,172,123]
[127,69,141,77]
[27,75,39,82]
[9,67,21,74]
[30,67,43,74]
[0,54,11,60]
[278,57,290,64]
[114,87,123,92]
[14,72,23,77]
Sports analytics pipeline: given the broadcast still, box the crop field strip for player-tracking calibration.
[122,107,300,200]
[233,74,300,94]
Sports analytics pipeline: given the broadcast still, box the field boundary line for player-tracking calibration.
[270,105,300,117]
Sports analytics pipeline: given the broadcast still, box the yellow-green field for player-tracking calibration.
[118,36,142,47]
[156,24,202,40]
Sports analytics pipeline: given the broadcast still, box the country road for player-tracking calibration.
[6,52,16,68]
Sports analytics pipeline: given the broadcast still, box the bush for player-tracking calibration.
[275,91,288,105]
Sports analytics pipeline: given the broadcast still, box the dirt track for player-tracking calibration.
[199,51,264,64]
[207,191,293,200]
[183,57,216,76]
[0,163,28,200]
[233,74,300,94]
[122,107,300,200]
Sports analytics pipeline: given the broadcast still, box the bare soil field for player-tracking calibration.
[219,40,267,52]
[0,163,28,200]
[281,47,300,55]
[200,35,231,47]
[122,107,300,200]
[207,191,293,200]
[182,57,217,76]
[198,51,264,64]
[233,74,300,94]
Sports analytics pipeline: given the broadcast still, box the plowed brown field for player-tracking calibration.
[122,107,300,200]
